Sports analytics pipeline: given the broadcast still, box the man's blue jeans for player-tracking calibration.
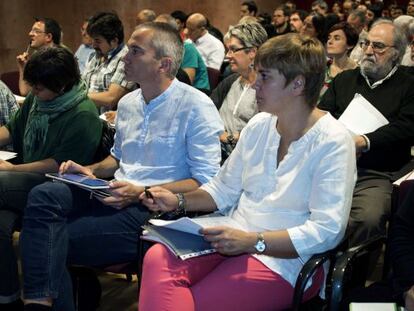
[20,181,151,310]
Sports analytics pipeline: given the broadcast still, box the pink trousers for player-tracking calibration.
[138,244,323,311]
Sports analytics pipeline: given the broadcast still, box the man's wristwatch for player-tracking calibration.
[254,232,266,253]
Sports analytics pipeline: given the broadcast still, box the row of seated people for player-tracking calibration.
[0,11,413,311]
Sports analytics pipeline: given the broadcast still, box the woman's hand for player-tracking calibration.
[201,226,257,256]
[0,160,14,171]
[138,186,179,213]
[59,160,94,177]
[97,180,144,209]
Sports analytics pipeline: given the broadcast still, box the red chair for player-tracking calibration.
[1,71,20,95]
[207,67,221,91]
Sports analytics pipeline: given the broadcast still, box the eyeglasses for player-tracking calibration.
[359,40,395,54]
[226,46,251,55]
[29,29,46,35]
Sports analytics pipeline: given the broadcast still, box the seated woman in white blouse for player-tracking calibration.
[138,33,357,311]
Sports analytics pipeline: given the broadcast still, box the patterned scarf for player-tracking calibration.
[23,81,88,162]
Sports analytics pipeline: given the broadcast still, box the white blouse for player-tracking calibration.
[201,112,357,286]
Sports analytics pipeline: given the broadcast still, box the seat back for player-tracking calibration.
[207,67,221,91]
[329,235,386,311]
[1,71,20,95]
[93,120,115,163]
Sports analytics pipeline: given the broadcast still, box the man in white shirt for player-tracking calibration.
[185,13,225,71]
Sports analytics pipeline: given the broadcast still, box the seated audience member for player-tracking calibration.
[211,23,267,159]
[366,4,381,28]
[20,22,223,311]
[272,5,291,36]
[403,22,414,75]
[138,33,356,311]
[155,14,210,92]
[320,22,358,96]
[16,17,62,96]
[394,15,414,66]
[312,0,329,16]
[301,12,327,43]
[185,13,225,70]
[0,46,102,311]
[390,5,404,20]
[290,10,309,33]
[348,9,368,64]
[343,0,356,17]
[319,19,414,247]
[332,1,345,21]
[136,9,156,26]
[171,10,187,39]
[74,19,94,74]
[0,81,19,127]
[240,1,258,18]
[83,12,136,113]
[408,0,414,17]
[285,0,296,14]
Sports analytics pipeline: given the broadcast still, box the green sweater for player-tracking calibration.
[6,93,102,165]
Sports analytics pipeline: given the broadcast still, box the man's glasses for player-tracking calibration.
[29,29,46,35]
[226,46,251,55]
[359,40,395,54]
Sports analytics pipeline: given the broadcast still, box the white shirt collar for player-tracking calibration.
[360,65,398,89]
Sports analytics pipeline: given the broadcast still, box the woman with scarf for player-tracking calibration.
[0,46,102,311]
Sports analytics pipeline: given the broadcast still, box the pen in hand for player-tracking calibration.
[144,186,154,199]
[25,41,32,54]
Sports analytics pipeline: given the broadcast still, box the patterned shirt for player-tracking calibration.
[82,44,136,111]
[0,80,19,126]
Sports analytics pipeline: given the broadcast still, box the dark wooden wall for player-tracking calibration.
[0,0,286,75]
[2,1,410,74]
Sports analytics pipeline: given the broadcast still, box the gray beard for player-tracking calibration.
[360,59,394,81]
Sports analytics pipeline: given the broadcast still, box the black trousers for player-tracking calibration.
[0,171,46,303]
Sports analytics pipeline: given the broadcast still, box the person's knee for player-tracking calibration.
[143,244,169,266]
[25,182,72,217]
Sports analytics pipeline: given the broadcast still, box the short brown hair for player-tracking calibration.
[255,33,326,107]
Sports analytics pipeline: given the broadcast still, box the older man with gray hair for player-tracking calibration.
[319,19,414,247]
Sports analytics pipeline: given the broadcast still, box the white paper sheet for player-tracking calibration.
[338,93,389,135]
[0,151,17,161]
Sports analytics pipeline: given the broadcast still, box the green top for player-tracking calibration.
[6,92,102,165]
[182,41,210,90]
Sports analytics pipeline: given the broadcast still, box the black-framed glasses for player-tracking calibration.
[359,40,395,54]
[226,46,251,55]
